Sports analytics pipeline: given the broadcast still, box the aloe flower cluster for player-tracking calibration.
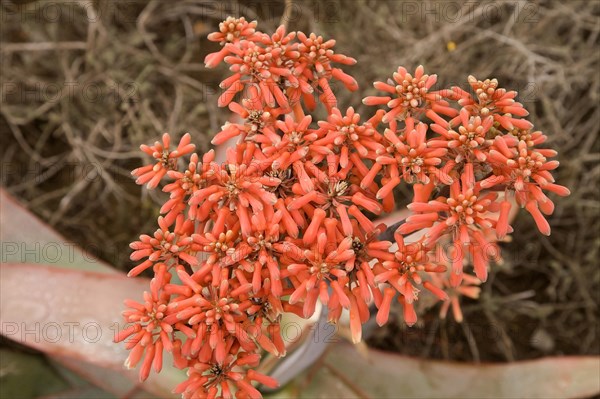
[116,17,569,399]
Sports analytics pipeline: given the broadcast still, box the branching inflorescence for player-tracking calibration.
[116,16,570,399]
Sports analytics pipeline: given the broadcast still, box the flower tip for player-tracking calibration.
[375,313,388,327]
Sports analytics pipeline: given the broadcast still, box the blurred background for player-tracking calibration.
[1,0,599,398]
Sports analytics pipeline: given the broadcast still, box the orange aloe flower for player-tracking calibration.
[398,165,499,284]
[115,291,174,381]
[211,86,284,146]
[294,32,358,111]
[132,133,195,189]
[188,146,277,238]
[452,75,533,130]
[118,18,570,399]
[374,234,447,326]
[175,351,278,399]
[429,108,495,163]
[487,137,570,235]
[429,270,482,323]
[128,215,196,277]
[316,107,385,168]
[374,117,449,199]
[204,17,260,68]
[363,65,450,122]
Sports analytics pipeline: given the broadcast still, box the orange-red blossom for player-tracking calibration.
[119,18,569,399]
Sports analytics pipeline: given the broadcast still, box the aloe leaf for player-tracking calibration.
[291,343,600,399]
[0,263,185,398]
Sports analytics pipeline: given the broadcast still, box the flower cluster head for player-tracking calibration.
[205,20,357,114]
[117,17,569,399]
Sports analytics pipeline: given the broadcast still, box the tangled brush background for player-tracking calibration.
[1,0,599,398]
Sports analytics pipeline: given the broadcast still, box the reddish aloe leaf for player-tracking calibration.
[0,189,115,273]
[290,343,600,398]
[0,189,186,397]
[0,189,178,397]
[53,355,140,398]
[0,263,145,366]
[0,263,184,398]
